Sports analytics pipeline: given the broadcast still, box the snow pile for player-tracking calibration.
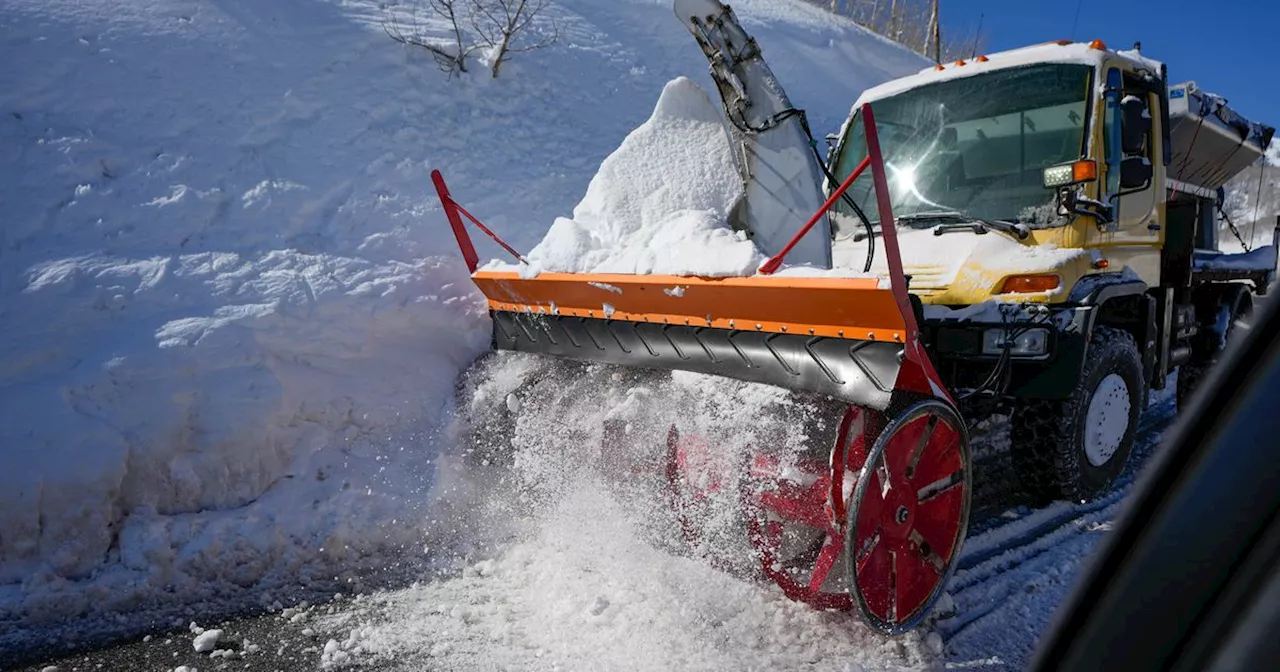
[1194,245,1279,271]
[384,353,946,669]
[500,76,758,277]
[339,354,939,670]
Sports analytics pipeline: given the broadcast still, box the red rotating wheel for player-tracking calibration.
[665,398,970,633]
[846,398,970,633]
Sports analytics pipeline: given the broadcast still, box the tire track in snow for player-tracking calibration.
[958,396,1175,569]
[935,390,1179,664]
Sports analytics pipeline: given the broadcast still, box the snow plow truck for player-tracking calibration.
[431,0,1277,634]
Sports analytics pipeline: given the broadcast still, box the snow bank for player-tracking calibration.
[0,0,928,651]
[495,76,759,277]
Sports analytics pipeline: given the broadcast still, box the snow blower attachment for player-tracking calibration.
[673,0,833,269]
[431,0,970,635]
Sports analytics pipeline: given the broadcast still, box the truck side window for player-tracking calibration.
[1104,68,1155,192]
[1119,94,1150,156]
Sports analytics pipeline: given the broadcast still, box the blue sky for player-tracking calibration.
[942,0,1276,122]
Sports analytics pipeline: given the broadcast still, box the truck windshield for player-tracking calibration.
[834,63,1094,229]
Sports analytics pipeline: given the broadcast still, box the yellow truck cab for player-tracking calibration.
[827,39,1277,502]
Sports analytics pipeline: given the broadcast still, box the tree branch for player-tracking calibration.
[382,1,472,77]
[469,0,557,78]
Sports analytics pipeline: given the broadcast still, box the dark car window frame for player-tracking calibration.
[1032,294,1280,672]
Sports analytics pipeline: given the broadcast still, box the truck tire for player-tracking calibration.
[1177,293,1252,411]
[1010,327,1144,504]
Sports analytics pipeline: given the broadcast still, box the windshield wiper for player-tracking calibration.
[898,210,969,223]
[855,212,1030,240]
[933,222,989,236]
[853,211,972,240]
[902,211,1030,240]
[968,218,1030,240]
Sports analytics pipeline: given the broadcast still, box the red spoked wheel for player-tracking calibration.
[664,399,969,632]
[846,398,970,633]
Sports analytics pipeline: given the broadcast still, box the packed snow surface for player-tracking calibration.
[494,77,761,277]
[834,224,1088,298]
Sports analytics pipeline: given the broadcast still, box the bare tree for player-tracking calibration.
[806,0,980,64]
[469,0,558,78]
[383,0,476,77]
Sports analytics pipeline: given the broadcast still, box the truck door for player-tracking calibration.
[1090,67,1164,251]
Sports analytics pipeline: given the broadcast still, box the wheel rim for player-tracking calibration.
[846,399,970,633]
[1084,373,1130,467]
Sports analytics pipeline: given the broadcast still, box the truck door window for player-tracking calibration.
[1103,68,1155,193]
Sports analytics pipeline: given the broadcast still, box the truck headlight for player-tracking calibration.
[1042,159,1098,188]
[982,327,1049,357]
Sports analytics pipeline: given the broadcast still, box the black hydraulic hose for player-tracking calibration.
[958,349,1010,403]
[956,313,1051,403]
[810,142,876,273]
[723,103,876,272]
[794,111,876,273]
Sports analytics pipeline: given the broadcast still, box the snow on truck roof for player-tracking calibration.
[853,40,1163,107]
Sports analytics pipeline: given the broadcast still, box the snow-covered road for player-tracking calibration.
[8,382,1178,672]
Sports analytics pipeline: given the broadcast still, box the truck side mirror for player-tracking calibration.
[1120,95,1150,155]
[1120,156,1152,190]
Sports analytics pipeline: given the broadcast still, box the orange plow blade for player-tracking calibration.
[473,270,911,410]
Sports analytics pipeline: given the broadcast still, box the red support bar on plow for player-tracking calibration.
[432,169,528,272]
[432,170,479,273]
[860,103,952,403]
[758,155,872,275]
[861,104,913,340]
[453,201,529,267]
